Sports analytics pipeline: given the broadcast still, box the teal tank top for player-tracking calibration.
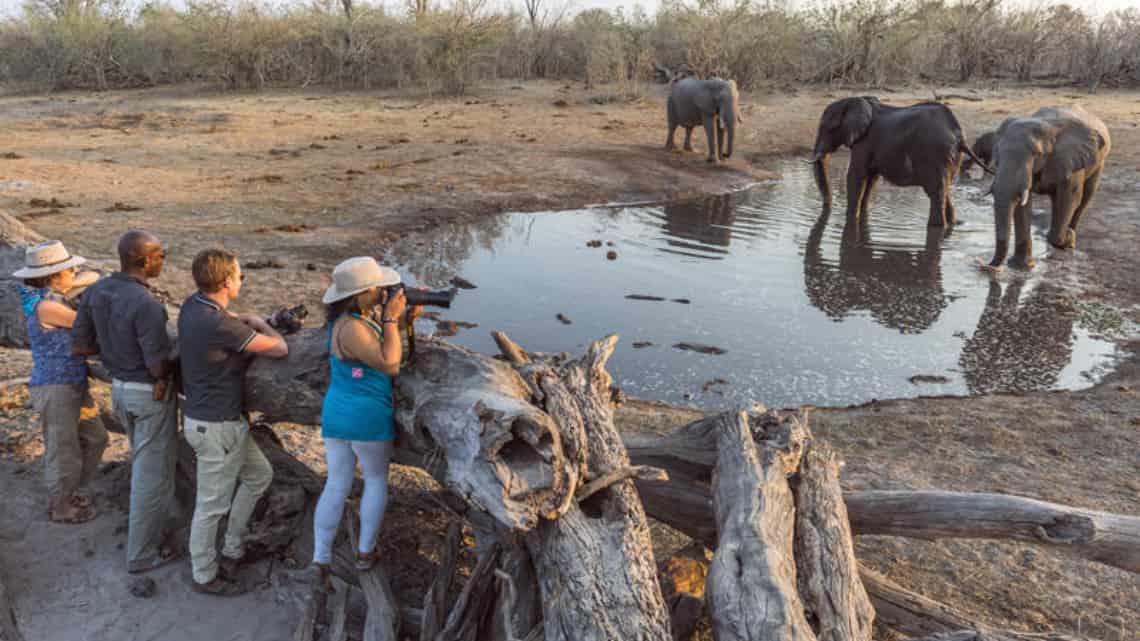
[320,314,395,442]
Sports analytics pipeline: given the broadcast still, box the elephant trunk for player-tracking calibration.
[990,162,1029,267]
[724,103,736,159]
[811,150,832,210]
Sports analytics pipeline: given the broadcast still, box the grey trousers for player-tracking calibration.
[184,416,273,584]
[111,380,178,568]
[31,384,109,504]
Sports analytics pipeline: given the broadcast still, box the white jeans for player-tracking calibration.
[312,438,393,564]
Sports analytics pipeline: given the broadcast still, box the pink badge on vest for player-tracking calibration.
[352,367,364,379]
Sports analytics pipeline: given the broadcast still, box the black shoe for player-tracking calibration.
[191,575,247,597]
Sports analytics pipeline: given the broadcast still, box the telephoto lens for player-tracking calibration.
[405,287,456,308]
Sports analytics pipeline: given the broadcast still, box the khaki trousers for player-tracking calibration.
[184,416,274,584]
[31,384,109,504]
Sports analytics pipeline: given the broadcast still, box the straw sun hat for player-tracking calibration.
[321,257,401,305]
[11,240,87,280]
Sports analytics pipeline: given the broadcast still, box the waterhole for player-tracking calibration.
[386,160,1126,409]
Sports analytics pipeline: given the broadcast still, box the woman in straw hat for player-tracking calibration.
[13,240,108,524]
[310,256,419,586]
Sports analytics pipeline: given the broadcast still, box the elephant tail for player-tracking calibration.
[960,140,995,175]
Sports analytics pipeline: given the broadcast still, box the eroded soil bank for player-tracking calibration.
[1,81,1138,640]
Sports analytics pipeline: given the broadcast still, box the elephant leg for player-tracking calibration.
[845,165,869,220]
[1066,168,1102,247]
[703,114,718,163]
[859,174,879,218]
[716,119,726,159]
[925,184,948,227]
[1048,182,1083,250]
[665,122,678,151]
[945,193,957,226]
[1009,202,1035,269]
[683,127,694,152]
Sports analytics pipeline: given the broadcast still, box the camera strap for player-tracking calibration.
[403,308,416,365]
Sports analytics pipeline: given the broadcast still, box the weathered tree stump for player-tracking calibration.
[705,406,873,641]
[707,406,817,641]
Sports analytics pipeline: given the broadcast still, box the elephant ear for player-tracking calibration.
[842,98,875,147]
[1050,119,1106,178]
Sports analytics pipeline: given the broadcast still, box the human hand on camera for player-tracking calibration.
[382,287,407,320]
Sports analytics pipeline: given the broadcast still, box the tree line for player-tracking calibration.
[1,0,1138,94]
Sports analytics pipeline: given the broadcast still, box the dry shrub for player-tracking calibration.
[1,0,1140,94]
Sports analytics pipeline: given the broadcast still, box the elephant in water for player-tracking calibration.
[664,76,741,163]
[960,130,996,176]
[809,97,991,226]
[985,105,1111,269]
[802,206,949,334]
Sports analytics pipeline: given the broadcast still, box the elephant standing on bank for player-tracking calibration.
[809,97,990,226]
[665,77,741,163]
[985,106,1111,269]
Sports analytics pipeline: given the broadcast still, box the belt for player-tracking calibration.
[112,379,154,391]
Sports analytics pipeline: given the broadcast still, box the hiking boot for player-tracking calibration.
[191,575,247,597]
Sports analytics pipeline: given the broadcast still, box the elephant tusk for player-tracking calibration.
[1019,189,1030,206]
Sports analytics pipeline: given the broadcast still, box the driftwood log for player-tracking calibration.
[845,491,1140,574]
[0,211,43,348]
[624,414,1140,576]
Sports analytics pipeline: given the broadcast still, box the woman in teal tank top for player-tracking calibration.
[312,257,420,583]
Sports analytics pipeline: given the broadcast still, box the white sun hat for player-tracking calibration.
[321,256,401,304]
[11,240,87,279]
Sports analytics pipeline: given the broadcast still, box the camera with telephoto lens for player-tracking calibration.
[266,303,309,334]
[384,282,455,309]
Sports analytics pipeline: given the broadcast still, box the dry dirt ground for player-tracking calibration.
[0,80,1138,641]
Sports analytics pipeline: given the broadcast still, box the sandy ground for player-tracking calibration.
[1,80,1138,641]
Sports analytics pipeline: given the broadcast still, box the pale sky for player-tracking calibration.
[0,0,1135,20]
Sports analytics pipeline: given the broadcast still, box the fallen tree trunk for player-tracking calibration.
[624,416,1140,576]
[845,491,1140,575]
[0,210,43,349]
[860,567,1087,641]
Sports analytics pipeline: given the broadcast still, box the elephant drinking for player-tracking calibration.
[986,106,1111,269]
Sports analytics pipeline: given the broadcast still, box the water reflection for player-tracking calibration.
[659,193,737,257]
[960,280,1076,394]
[803,208,948,334]
[381,161,1120,409]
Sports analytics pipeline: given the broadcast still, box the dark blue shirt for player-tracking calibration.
[72,273,172,383]
[177,293,256,422]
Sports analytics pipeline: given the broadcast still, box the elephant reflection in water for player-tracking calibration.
[803,208,948,334]
[959,279,1076,395]
[660,193,737,256]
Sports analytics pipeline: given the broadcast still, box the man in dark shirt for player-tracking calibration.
[178,248,288,596]
[72,230,181,573]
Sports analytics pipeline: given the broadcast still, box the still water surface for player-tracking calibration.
[385,161,1123,409]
